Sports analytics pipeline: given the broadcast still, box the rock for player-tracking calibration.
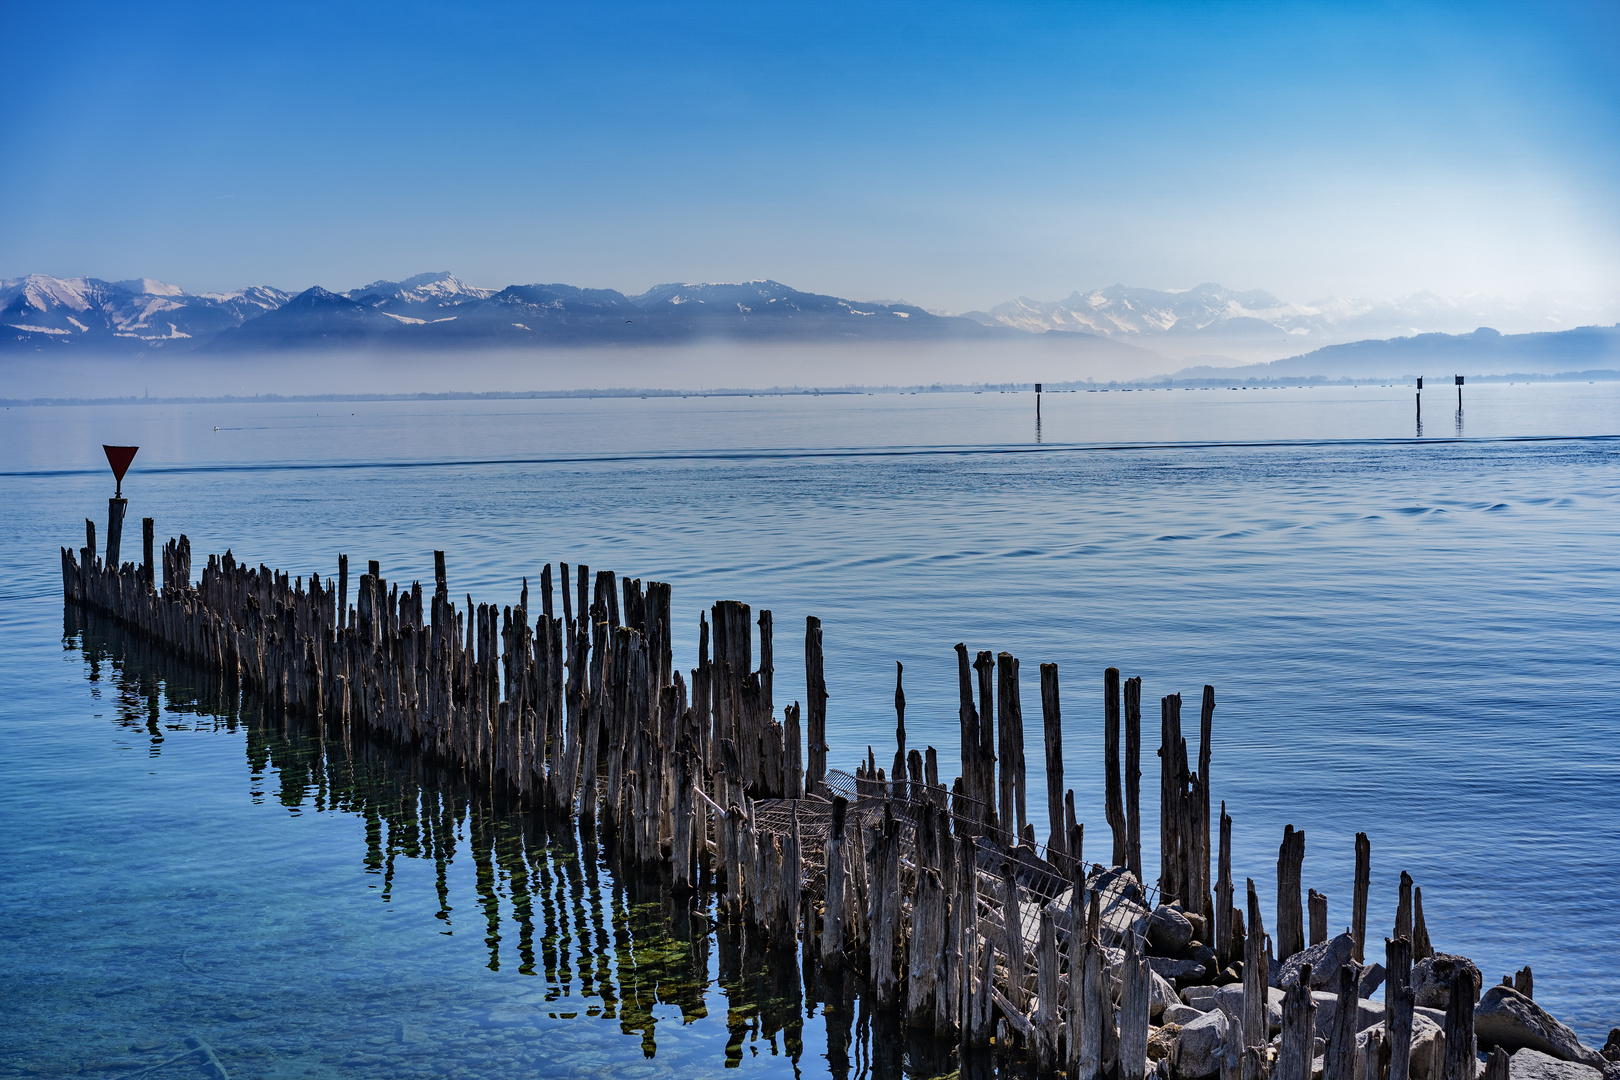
[1152,970,1181,1019]
[1276,932,1356,990]
[1185,912,1208,942]
[1359,962,1386,998]
[1412,954,1481,1011]
[1164,1003,1207,1025]
[1191,944,1219,976]
[1182,985,1221,1012]
[1417,1006,1448,1029]
[1477,986,1606,1067]
[1216,983,1283,1037]
[1309,991,1384,1037]
[1151,956,1210,985]
[1604,1029,1620,1063]
[1214,965,1242,986]
[1150,905,1196,955]
[1150,1024,1182,1062]
[1509,1049,1604,1080]
[1174,1008,1229,1079]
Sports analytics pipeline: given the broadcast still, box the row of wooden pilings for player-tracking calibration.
[62,518,1485,1080]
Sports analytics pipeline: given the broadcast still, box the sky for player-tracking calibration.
[1,0,1617,312]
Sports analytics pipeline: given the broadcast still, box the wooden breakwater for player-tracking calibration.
[61,517,1614,1080]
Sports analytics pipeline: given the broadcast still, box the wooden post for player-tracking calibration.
[1277,824,1305,960]
[1040,663,1065,861]
[974,651,997,833]
[1243,878,1268,1052]
[1396,870,1414,941]
[1217,802,1234,969]
[997,653,1026,844]
[1118,931,1150,1080]
[1278,965,1318,1080]
[1034,906,1061,1073]
[1309,889,1328,947]
[106,498,127,567]
[1197,684,1215,926]
[1513,965,1532,999]
[141,518,154,588]
[783,701,802,799]
[821,796,848,966]
[1442,963,1477,1080]
[1104,667,1126,868]
[1000,860,1025,1010]
[1124,676,1142,879]
[1413,886,1434,960]
[894,660,906,766]
[1353,832,1371,964]
[1326,962,1360,1080]
[1484,1048,1509,1080]
[1387,935,1415,1080]
[1159,692,1184,903]
[805,617,827,796]
[1075,889,1105,1080]
[955,643,981,833]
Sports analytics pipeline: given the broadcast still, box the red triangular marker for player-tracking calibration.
[104,445,138,496]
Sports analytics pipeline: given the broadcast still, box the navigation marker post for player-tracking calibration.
[1455,374,1464,410]
[102,445,138,568]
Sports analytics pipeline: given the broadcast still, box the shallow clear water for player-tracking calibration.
[2,381,1618,1077]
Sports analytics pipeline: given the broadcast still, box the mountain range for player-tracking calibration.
[1,273,1005,352]
[4,272,1617,377]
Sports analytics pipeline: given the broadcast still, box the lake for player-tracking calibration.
[2,379,1617,1078]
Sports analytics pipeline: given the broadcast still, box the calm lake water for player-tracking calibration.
[2,380,1617,1078]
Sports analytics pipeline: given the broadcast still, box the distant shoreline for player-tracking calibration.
[4,369,1618,408]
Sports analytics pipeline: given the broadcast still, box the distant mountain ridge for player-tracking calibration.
[1172,324,1620,381]
[2,272,1010,351]
[961,282,1620,363]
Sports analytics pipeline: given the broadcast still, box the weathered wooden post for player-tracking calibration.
[1243,879,1269,1054]
[997,653,1026,844]
[1455,374,1464,411]
[1441,962,1477,1080]
[1277,824,1305,960]
[1104,667,1126,867]
[1414,886,1434,960]
[1387,935,1415,1080]
[1217,801,1234,969]
[1040,663,1065,861]
[1326,963,1359,1080]
[141,517,154,588]
[1278,965,1318,1080]
[1124,676,1142,879]
[1353,832,1371,963]
[805,616,827,796]
[1309,889,1328,947]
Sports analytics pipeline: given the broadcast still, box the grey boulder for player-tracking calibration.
[1181,984,1221,1012]
[1150,905,1195,955]
[1163,1003,1206,1026]
[1508,1049,1604,1080]
[1412,954,1481,1010]
[1477,986,1605,1068]
[1174,1008,1229,1079]
[1151,956,1210,985]
[1276,932,1356,990]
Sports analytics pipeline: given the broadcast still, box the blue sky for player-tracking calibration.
[2,0,1615,309]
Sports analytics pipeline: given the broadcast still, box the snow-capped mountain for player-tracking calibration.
[1,275,290,348]
[963,283,1620,362]
[344,272,494,314]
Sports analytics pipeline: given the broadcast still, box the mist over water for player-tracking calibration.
[2,384,1617,1077]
